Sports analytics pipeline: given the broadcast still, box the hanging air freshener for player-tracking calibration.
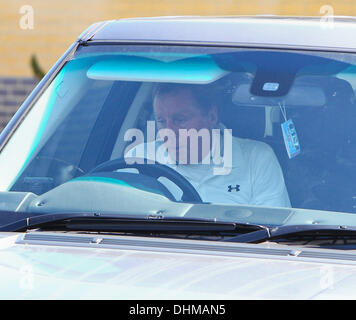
[279,102,301,159]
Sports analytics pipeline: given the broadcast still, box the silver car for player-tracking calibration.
[1,16,356,300]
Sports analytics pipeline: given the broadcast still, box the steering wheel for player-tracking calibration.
[88,157,203,203]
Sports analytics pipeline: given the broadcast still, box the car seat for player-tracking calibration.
[277,76,356,212]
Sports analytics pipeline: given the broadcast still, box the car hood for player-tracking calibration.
[1,231,356,299]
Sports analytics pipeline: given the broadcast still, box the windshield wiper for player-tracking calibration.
[7,211,353,244]
[0,211,266,235]
[226,224,356,243]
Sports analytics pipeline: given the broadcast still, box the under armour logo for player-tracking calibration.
[228,185,240,192]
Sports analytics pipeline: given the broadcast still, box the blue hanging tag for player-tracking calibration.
[281,119,301,159]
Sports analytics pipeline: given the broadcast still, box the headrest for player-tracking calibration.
[285,77,356,153]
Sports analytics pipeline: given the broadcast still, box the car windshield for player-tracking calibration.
[1,44,356,228]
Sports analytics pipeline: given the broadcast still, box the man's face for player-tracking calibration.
[154,88,218,133]
[153,88,218,162]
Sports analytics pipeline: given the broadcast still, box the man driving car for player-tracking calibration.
[126,83,291,207]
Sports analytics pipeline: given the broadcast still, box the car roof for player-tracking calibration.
[81,16,356,52]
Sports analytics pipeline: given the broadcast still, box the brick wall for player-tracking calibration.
[0,77,38,133]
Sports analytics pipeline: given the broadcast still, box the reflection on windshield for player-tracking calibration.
[0,45,355,218]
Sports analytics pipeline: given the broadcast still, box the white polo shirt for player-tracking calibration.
[125,134,291,208]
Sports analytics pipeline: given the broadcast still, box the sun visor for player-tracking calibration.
[232,77,327,107]
[87,55,228,84]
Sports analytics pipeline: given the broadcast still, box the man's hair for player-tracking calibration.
[152,82,218,113]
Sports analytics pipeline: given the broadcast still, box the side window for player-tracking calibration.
[11,80,113,194]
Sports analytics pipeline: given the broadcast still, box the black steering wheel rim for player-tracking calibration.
[88,157,203,203]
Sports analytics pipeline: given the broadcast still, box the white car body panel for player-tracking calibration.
[1,232,356,299]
